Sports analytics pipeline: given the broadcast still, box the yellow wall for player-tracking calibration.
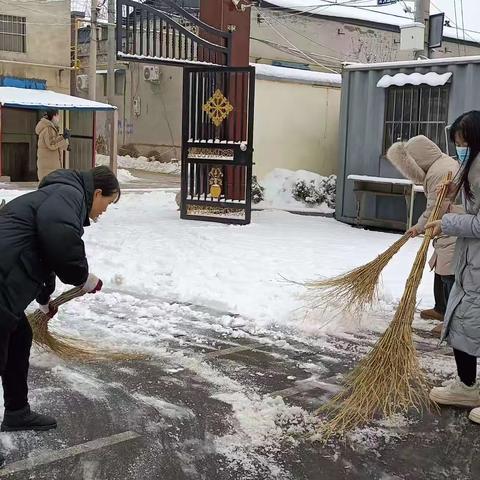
[253,79,341,179]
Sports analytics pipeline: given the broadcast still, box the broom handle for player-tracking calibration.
[49,287,85,309]
[424,171,453,238]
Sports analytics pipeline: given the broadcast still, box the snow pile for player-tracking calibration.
[96,154,181,175]
[116,169,140,183]
[257,168,335,213]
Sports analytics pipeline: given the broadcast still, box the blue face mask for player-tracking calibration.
[456,146,470,164]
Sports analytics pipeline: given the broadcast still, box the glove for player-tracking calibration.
[38,302,58,319]
[62,129,71,139]
[81,273,103,294]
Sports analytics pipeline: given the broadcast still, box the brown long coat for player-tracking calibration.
[35,117,68,181]
[387,135,462,276]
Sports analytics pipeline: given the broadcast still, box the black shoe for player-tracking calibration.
[0,451,5,469]
[1,405,57,432]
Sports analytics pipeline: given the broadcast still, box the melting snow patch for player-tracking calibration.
[133,393,194,420]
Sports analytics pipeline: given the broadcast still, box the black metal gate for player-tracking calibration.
[181,66,255,224]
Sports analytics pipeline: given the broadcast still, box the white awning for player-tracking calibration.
[0,87,116,111]
[376,72,452,88]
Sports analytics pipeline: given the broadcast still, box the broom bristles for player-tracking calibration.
[304,233,410,313]
[315,172,452,439]
[29,287,145,362]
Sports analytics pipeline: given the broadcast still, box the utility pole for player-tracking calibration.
[107,0,115,105]
[414,0,430,59]
[107,0,117,172]
[88,0,98,100]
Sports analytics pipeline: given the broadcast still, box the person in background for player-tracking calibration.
[426,111,480,424]
[35,109,70,181]
[0,166,120,469]
[387,135,461,336]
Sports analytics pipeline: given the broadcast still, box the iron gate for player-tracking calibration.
[181,66,255,224]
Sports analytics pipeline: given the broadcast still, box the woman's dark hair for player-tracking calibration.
[45,109,59,121]
[91,166,121,203]
[449,110,480,200]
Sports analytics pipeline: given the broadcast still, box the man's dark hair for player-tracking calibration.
[91,166,121,202]
[44,109,59,121]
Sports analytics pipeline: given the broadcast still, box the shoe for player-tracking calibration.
[429,378,480,407]
[1,405,57,432]
[430,322,444,337]
[469,407,480,424]
[0,451,4,469]
[420,309,444,321]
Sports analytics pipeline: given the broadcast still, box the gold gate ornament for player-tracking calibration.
[209,167,223,199]
[202,89,234,127]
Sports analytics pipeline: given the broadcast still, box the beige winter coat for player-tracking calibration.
[387,135,462,276]
[35,117,68,181]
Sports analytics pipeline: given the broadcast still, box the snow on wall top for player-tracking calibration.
[376,71,452,88]
[0,87,116,111]
[253,63,341,86]
[265,0,480,44]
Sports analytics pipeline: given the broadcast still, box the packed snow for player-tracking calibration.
[96,154,181,175]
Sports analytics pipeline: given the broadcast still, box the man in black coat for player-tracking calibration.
[0,167,119,468]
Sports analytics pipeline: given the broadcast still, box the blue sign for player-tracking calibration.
[377,0,397,5]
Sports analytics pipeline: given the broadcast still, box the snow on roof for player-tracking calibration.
[345,53,480,71]
[376,71,452,88]
[253,63,341,86]
[265,0,480,44]
[0,87,115,111]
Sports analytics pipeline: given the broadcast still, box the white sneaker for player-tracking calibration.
[429,378,480,407]
[469,407,480,424]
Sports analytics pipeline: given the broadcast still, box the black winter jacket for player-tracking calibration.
[0,170,93,331]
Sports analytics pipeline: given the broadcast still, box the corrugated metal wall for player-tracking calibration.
[336,60,480,226]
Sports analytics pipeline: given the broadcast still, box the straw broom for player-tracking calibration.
[29,287,143,362]
[304,232,411,314]
[316,173,452,439]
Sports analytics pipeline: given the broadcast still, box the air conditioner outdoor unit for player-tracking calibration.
[76,74,89,91]
[143,65,161,82]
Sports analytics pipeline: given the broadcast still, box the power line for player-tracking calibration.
[253,6,340,73]
[256,6,345,60]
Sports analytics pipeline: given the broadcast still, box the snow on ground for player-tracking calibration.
[116,169,140,183]
[257,168,335,214]
[1,188,434,332]
[0,187,452,472]
[96,154,181,175]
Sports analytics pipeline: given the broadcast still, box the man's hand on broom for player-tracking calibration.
[425,220,443,237]
[81,273,103,294]
[38,301,58,319]
[406,226,420,238]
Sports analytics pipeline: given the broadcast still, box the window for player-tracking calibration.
[0,15,26,53]
[384,85,450,152]
[114,70,125,96]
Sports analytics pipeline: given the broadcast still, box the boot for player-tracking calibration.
[430,378,480,408]
[1,405,57,432]
[420,309,444,321]
[0,451,4,469]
